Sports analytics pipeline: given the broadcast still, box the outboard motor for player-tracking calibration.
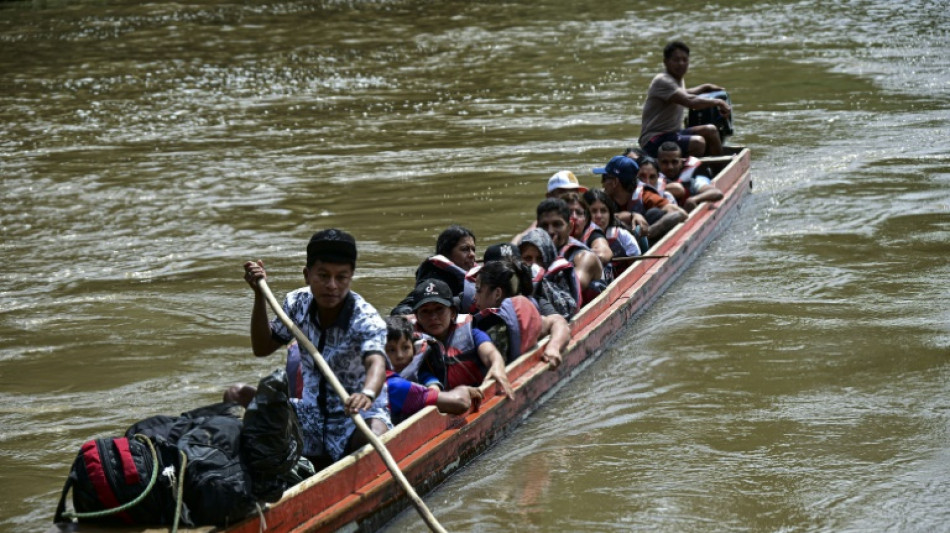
[687,90,734,142]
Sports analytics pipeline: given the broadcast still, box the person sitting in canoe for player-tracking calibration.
[241,229,391,471]
[557,191,613,267]
[639,40,730,158]
[510,170,590,244]
[582,188,642,282]
[383,316,483,424]
[390,224,478,316]
[534,197,605,306]
[472,256,569,368]
[412,279,515,401]
[517,228,581,319]
[593,155,686,248]
[656,141,723,212]
[637,156,680,207]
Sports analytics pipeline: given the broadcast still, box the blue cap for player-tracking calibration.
[592,155,639,188]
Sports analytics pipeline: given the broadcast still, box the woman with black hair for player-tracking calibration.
[582,188,643,281]
[472,258,569,368]
[391,224,478,315]
[556,191,613,267]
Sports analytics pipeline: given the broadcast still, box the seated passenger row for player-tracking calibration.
[235,143,723,472]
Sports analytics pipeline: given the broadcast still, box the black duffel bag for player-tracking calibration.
[55,372,313,528]
[241,369,306,501]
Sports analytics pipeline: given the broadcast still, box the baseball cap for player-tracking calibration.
[592,155,639,188]
[546,170,588,194]
[411,279,455,311]
[482,243,521,263]
[306,229,357,267]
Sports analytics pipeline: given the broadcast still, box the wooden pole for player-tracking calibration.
[609,254,669,264]
[256,279,447,533]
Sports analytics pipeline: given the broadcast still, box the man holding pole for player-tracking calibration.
[242,228,390,470]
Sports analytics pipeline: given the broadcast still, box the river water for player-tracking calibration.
[1,0,948,530]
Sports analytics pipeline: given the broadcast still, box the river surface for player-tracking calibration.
[2,0,948,531]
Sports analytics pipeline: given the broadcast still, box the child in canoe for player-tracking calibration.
[383,315,483,424]
[411,279,515,402]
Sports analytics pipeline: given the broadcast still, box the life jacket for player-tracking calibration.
[531,258,581,319]
[558,236,589,263]
[418,315,486,389]
[473,295,543,363]
[604,226,625,257]
[677,156,703,182]
[579,222,606,250]
[662,156,703,202]
[556,238,604,307]
[416,255,476,312]
[630,180,673,213]
[628,183,646,215]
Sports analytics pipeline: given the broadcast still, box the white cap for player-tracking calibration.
[546,170,588,193]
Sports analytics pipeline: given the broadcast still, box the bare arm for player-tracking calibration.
[588,236,614,266]
[616,212,649,237]
[661,203,688,216]
[539,314,570,369]
[436,385,484,415]
[244,260,282,357]
[669,89,731,117]
[477,342,515,400]
[686,83,723,95]
[571,250,603,291]
[647,211,686,243]
[684,187,723,212]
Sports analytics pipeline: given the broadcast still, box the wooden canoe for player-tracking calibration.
[51,147,752,533]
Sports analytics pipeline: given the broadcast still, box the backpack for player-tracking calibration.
[54,434,183,527]
[533,259,580,319]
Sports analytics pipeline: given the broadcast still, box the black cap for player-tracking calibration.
[411,279,455,311]
[306,229,357,267]
[482,243,521,263]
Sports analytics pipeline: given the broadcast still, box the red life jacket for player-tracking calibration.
[473,295,543,363]
[579,222,607,249]
[417,315,486,389]
[558,236,589,263]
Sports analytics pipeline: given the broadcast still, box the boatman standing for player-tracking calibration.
[639,40,731,158]
[242,229,391,470]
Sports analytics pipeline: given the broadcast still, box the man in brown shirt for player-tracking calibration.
[639,41,731,158]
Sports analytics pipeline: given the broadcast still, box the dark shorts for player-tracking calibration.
[642,131,691,158]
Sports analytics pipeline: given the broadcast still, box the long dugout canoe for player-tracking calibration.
[51,147,752,533]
